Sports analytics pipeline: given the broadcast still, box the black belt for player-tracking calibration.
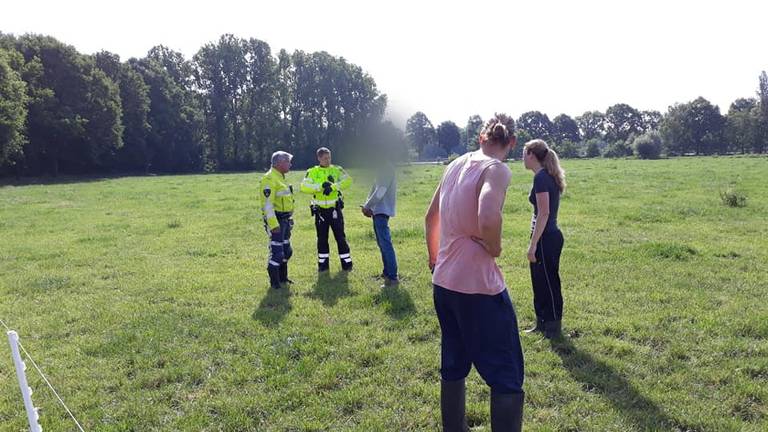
[276,211,293,219]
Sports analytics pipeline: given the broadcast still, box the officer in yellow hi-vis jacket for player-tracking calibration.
[260,151,295,289]
[300,147,353,271]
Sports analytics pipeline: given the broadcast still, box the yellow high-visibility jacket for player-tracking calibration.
[260,168,294,230]
[300,165,352,208]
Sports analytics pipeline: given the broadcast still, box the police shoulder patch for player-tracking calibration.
[263,187,271,197]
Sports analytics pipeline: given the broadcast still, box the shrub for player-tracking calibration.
[603,140,632,158]
[585,139,605,158]
[720,188,747,207]
[555,140,580,158]
[633,132,663,159]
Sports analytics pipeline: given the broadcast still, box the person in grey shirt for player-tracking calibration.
[361,160,399,287]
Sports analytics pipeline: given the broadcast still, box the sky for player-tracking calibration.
[2,0,766,128]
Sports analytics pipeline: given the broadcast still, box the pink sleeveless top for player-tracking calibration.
[432,151,507,295]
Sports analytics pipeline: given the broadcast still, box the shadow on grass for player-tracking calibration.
[252,286,292,327]
[550,337,688,431]
[308,271,351,306]
[373,284,416,320]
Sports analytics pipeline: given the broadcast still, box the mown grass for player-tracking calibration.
[1,156,767,431]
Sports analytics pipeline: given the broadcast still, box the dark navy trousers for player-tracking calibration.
[530,229,564,322]
[433,284,524,394]
[267,215,293,268]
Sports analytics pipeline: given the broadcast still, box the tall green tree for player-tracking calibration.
[552,114,580,145]
[193,34,249,170]
[464,114,483,149]
[406,111,436,159]
[437,120,461,154]
[12,35,122,175]
[661,97,725,155]
[517,111,553,142]
[605,103,643,143]
[95,51,152,172]
[243,38,281,168]
[135,46,204,172]
[272,49,384,168]
[576,111,605,141]
[757,71,768,153]
[641,110,663,132]
[0,48,28,172]
[724,98,760,154]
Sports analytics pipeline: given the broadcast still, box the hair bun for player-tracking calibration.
[492,123,507,140]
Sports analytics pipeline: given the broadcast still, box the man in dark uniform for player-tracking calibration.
[300,147,353,272]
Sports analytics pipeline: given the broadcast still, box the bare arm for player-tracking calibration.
[528,191,550,262]
[476,163,511,258]
[425,183,442,270]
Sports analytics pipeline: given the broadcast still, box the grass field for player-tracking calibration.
[1,156,767,431]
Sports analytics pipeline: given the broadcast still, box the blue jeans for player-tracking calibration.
[373,214,398,280]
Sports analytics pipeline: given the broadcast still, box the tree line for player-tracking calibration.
[406,72,768,160]
[2,31,766,178]
[0,33,386,177]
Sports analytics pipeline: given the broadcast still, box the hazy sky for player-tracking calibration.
[3,0,766,127]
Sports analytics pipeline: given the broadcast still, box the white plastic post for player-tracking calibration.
[7,331,43,432]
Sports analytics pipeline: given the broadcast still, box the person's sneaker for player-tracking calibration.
[381,277,399,288]
[524,320,544,334]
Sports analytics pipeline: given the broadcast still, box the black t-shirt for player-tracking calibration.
[528,169,560,232]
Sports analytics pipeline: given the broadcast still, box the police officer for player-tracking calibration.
[260,151,295,289]
[300,147,353,272]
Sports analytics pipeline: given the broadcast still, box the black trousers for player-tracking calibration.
[529,229,564,322]
[315,207,351,270]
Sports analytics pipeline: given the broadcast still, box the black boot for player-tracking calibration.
[543,320,562,339]
[268,266,281,289]
[490,391,524,432]
[524,318,544,334]
[441,379,469,432]
[279,263,292,285]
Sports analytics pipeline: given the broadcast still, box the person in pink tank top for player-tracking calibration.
[425,114,524,431]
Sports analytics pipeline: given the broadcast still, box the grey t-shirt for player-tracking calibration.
[363,163,397,217]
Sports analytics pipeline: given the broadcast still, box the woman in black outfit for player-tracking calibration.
[522,139,567,339]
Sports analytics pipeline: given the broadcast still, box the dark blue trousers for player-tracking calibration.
[433,285,525,394]
[266,214,293,286]
[530,229,564,322]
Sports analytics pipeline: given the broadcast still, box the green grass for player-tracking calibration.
[1,156,767,431]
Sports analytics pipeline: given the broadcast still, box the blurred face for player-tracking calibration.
[275,159,291,174]
[523,148,536,170]
[318,153,331,167]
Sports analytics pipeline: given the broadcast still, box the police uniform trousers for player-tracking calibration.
[266,212,293,287]
[314,206,352,271]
